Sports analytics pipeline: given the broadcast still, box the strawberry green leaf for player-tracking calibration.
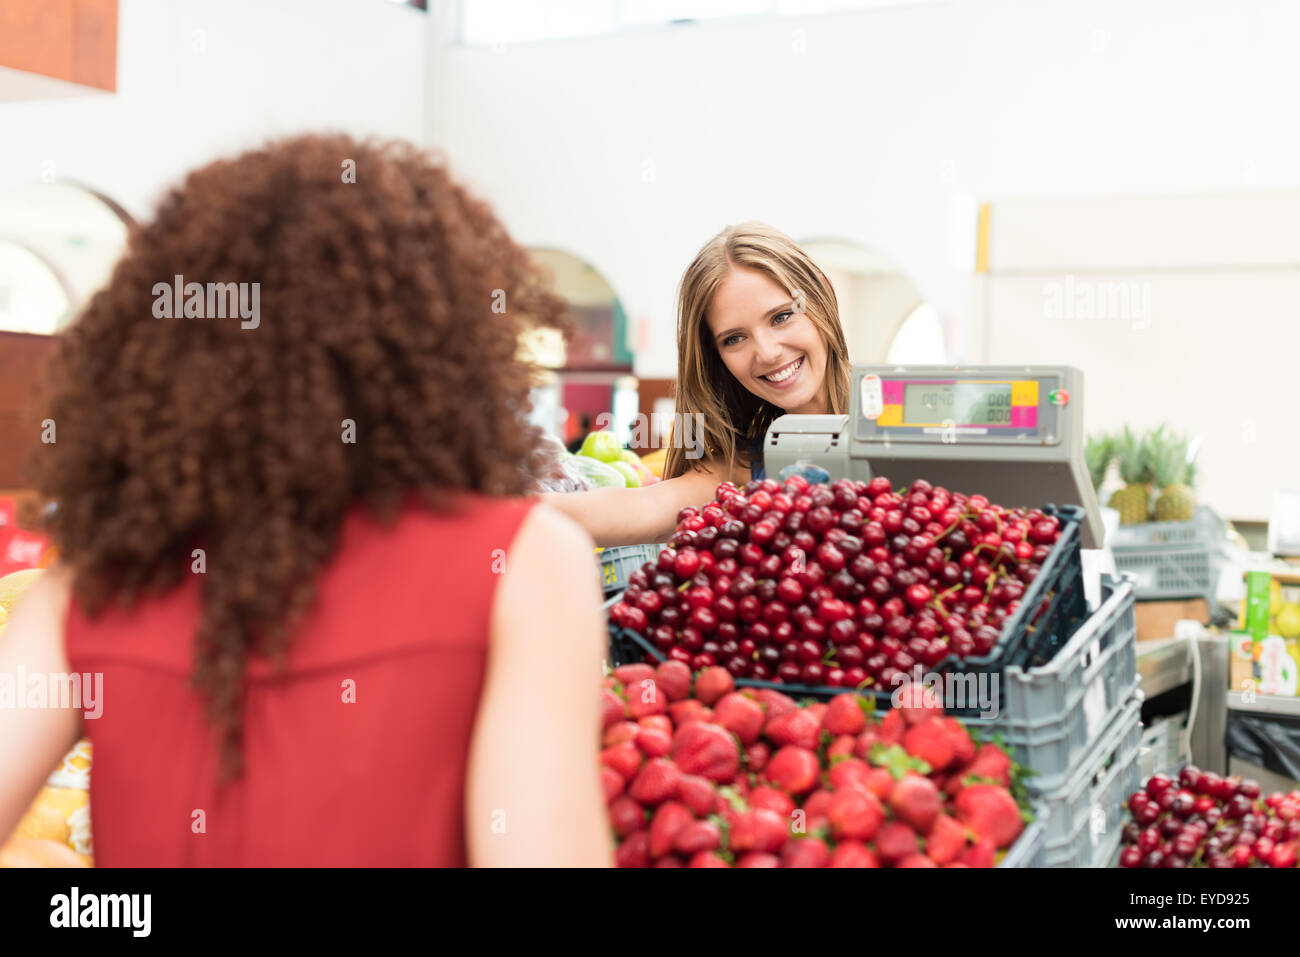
[869,742,931,779]
[856,695,877,718]
[717,786,749,814]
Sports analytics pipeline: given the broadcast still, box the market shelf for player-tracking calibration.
[1226,690,1300,717]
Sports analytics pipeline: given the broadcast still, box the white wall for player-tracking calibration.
[0,0,427,219]
[426,0,1300,379]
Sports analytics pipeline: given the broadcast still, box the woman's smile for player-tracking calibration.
[758,355,804,388]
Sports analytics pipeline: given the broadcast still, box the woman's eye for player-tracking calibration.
[772,312,793,325]
[723,334,742,347]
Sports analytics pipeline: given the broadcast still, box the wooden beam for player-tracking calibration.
[0,0,116,93]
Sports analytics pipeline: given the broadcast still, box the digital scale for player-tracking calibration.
[762,365,1106,549]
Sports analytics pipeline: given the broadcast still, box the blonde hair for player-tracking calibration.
[663,222,851,481]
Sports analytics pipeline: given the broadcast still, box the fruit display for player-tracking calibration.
[1119,766,1300,868]
[1102,424,1200,525]
[0,567,97,869]
[572,431,660,489]
[608,473,1066,687]
[599,660,1033,867]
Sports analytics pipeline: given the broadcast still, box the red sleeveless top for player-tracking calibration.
[64,492,537,867]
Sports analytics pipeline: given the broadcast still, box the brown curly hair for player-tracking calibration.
[33,134,571,778]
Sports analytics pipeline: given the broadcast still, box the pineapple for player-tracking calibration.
[1084,432,1114,494]
[1153,431,1198,522]
[1108,426,1155,525]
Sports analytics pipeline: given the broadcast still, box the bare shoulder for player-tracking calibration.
[512,502,595,560]
[3,565,73,629]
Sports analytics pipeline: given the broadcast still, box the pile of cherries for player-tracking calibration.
[1120,766,1300,868]
[608,473,1064,688]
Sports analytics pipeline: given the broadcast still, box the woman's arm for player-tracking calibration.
[542,457,746,547]
[0,568,81,842]
[465,504,613,867]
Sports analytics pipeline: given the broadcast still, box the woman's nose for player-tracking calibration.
[751,327,783,366]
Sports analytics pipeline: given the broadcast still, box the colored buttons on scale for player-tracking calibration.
[1049,389,1069,406]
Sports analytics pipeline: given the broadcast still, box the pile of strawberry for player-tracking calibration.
[600,659,1033,867]
[1120,765,1300,868]
[608,474,1065,687]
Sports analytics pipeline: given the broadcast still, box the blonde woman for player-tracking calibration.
[545,222,851,546]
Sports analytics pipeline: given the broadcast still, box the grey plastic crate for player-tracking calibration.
[1032,690,1144,867]
[1111,546,1222,602]
[1138,712,1189,780]
[974,574,1139,792]
[1109,506,1225,549]
[998,817,1046,868]
[598,544,661,596]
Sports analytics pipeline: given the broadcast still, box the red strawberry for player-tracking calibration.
[735,852,781,868]
[600,742,642,780]
[626,678,668,719]
[939,716,975,766]
[894,681,943,725]
[687,850,730,868]
[649,801,694,858]
[602,689,626,729]
[607,796,644,837]
[803,789,834,820]
[902,718,955,771]
[925,813,967,865]
[729,808,788,853]
[853,726,880,760]
[826,735,857,762]
[959,837,995,868]
[614,831,650,867]
[614,663,655,686]
[764,709,821,750]
[874,821,919,864]
[765,746,821,795]
[823,693,868,736]
[674,820,723,855]
[828,758,872,791]
[628,758,681,805]
[668,700,712,727]
[635,725,673,758]
[653,855,685,867]
[744,741,771,773]
[944,862,970,868]
[829,840,880,868]
[863,767,895,801]
[896,853,938,867]
[600,767,625,802]
[780,837,830,868]
[753,688,799,720]
[805,702,828,725]
[602,721,640,748]
[654,660,692,702]
[602,675,620,692]
[730,775,752,802]
[954,784,1023,848]
[694,666,735,705]
[889,773,942,833]
[749,785,796,818]
[828,785,885,841]
[879,709,905,745]
[948,743,1011,794]
[714,692,765,744]
[673,722,741,783]
[676,774,717,817]
[637,714,673,734]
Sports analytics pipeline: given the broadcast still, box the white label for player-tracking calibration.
[1082,679,1107,739]
[860,374,883,419]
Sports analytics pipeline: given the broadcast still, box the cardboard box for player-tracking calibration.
[1136,598,1211,642]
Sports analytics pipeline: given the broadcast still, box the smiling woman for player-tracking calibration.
[542,222,851,545]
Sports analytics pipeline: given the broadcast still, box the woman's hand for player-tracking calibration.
[540,459,740,548]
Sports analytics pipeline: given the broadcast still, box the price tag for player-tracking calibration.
[860,375,883,419]
[1082,678,1107,739]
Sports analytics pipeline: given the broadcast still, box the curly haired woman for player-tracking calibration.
[0,135,612,867]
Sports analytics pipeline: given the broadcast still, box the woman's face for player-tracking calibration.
[706,265,830,416]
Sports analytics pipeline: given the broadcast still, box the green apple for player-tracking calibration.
[578,430,623,463]
[609,461,641,488]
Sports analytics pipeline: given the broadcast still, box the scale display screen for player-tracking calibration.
[902,382,1014,426]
